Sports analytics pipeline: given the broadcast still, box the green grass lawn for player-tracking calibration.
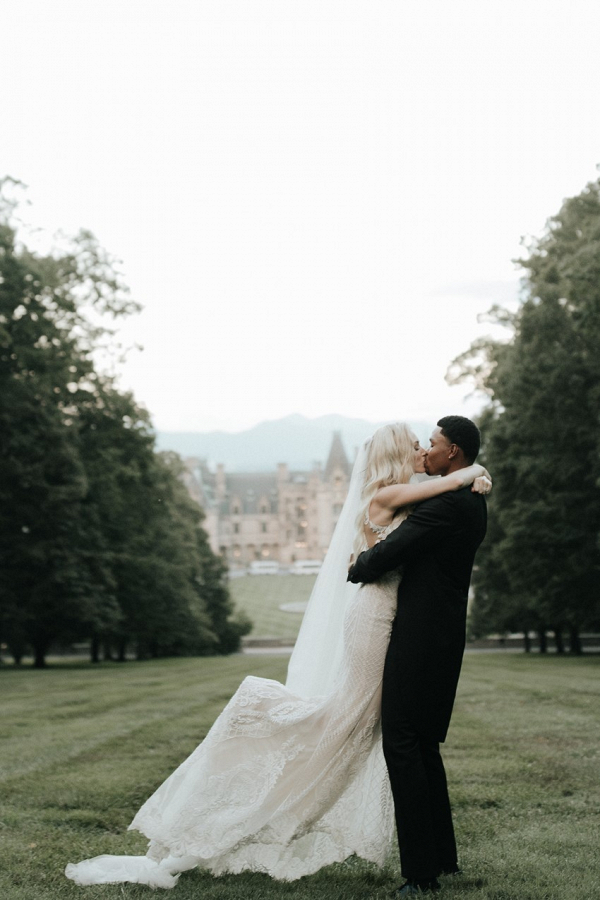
[229,574,317,639]
[1,653,599,899]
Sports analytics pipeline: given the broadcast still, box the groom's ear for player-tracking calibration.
[448,443,459,460]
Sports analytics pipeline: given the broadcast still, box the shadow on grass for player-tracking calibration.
[184,863,394,899]
[175,868,491,900]
[0,658,138,672]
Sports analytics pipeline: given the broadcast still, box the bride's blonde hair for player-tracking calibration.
[352,422,416,561]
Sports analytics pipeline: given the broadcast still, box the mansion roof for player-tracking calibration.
[185,431,352,516]
[217,473,279,515]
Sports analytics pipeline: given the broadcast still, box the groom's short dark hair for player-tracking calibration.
[437,415,480,464]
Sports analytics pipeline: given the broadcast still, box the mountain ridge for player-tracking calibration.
[156,414,434,472]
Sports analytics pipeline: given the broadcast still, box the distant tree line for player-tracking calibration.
[0,179,251,667]
[449,175,600,652]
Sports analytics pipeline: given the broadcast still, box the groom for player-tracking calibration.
[348,416,487,896]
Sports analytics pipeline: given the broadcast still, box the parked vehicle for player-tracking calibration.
[248,560,280,575]
[290,559,322,575]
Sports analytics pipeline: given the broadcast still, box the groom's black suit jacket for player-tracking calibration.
[348,487,487,743]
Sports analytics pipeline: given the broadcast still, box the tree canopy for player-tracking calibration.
[0,178,250,666]
[449,175,600,652]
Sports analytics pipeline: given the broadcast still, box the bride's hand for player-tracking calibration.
[456,464,488,489]
[472,475,492,495]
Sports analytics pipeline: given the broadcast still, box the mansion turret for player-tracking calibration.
[182,432,352,566]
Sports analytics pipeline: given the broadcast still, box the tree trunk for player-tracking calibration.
[523,631,532,653]
[33,644,47,668]
[90,634,100,663]
[9,642,24,665]
[117,639,127,662]
[569,627,583,655]
[103,642,114,661]
[554,629,565,654]
[538,630,548,653]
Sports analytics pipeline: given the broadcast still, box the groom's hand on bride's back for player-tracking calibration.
[347,553,357,582]
[347,554,367,583]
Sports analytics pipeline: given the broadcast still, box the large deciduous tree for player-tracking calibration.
[450,176,600,651]
[0,181,131,665]
[0,179,250,666]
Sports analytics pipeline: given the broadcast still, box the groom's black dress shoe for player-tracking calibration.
[393,878,441,895]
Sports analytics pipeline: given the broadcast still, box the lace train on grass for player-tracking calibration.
[65,574,398,888]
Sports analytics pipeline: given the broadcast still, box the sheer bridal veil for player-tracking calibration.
[285,440,368,699]
[64,440,372,889]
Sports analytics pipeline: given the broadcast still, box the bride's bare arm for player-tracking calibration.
[372,465,491,517]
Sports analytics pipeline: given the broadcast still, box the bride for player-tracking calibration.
[66,423,490,889]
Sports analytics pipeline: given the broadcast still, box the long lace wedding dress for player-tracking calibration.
[65,445,402,889]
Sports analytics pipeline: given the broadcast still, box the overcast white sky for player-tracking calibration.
[3,0,600,432]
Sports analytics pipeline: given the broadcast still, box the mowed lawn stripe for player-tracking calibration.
[229,574,316,639]
[446,654,600,899]
[0,656,287,783]
[1,653,600,900]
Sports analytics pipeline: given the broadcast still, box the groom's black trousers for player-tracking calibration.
[381,687,458,881]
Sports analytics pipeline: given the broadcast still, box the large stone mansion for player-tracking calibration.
[182,432,353,566]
